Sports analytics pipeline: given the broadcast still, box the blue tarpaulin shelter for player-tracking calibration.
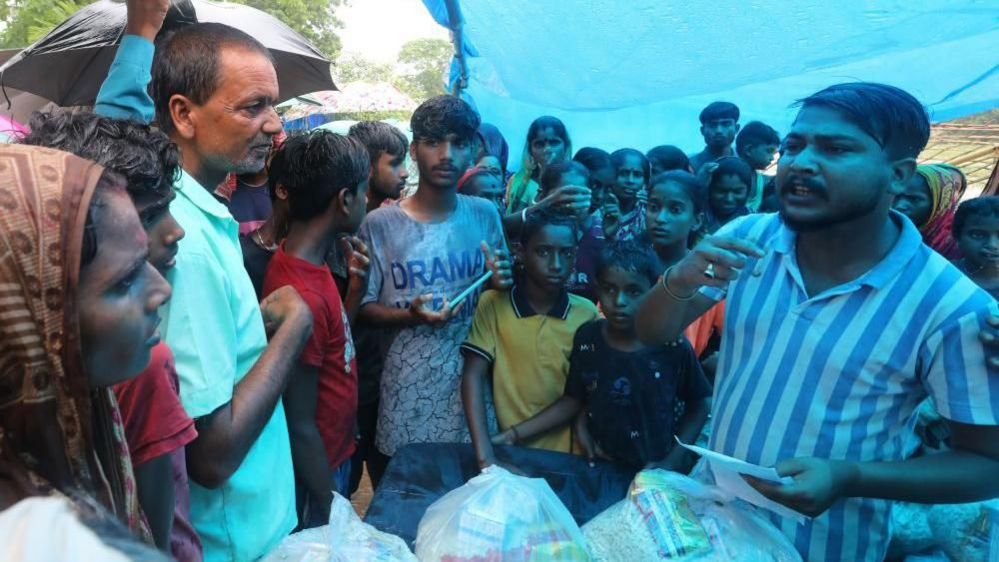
[420,1,999,163]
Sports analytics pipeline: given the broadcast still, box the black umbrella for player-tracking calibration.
[0,0,336,107]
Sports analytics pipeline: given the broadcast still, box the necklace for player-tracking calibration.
[252,228,278,252]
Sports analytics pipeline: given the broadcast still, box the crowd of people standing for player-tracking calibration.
[0,1,997,562]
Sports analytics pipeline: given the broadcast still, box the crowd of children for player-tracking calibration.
[0,4,997,562]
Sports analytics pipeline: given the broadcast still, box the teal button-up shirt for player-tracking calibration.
[161,171,296,562]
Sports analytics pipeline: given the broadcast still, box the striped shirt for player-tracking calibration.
[702,212,999,562]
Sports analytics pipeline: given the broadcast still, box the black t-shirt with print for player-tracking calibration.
[565,320,712,468]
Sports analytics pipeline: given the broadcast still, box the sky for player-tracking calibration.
[337,0,450,63]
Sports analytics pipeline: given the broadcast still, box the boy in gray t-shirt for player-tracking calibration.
[358,96,512,467]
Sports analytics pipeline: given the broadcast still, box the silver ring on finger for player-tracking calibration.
[704,263,716,279]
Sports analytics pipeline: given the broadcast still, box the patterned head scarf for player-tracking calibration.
[0,144,149,540]
[915,163,966,260]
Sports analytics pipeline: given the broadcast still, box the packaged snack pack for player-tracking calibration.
[415,466,591,562]
[582,470,801,562]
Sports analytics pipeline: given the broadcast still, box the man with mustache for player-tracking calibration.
[95,15,313,562]
[636,82,999,562]
[688,101,741,176]
[357,96,513,486]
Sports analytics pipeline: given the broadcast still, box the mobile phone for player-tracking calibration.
[447,270,494,310]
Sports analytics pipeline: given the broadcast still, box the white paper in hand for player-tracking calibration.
[676,437,807,522]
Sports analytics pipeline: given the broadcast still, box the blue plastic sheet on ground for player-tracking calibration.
[421,0,999,162]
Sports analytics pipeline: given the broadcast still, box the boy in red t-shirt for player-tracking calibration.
[263,130,371,528]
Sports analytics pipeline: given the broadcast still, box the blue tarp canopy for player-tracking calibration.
[421,0,999,163]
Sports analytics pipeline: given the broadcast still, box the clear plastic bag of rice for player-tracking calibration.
[927,500,999,562]
[262,493,416,562]
[581,470,801,562]
[414,465,590,562]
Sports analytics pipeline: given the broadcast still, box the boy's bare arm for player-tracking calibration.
[653,398,711,472]
[495,396,582,446]
[461,353,497,469]
[360,296,463,329]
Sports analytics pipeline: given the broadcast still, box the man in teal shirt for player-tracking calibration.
[96,4,312,560]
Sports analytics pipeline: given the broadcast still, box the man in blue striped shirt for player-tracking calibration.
[637,82,999,562]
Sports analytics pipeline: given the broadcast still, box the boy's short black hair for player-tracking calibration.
[539,160,590,198]
[710,156,754,191]
[646,145,690,172]
[735,121,781,157]
[596,241,660,287]
[610,148,651,183]
[796,82,930,159]
[572,147,612,173]
[699,101,740,124]
[410,95,481,143]
[269,130,371,222]
[953,196,999,238]
[21,110,180,202]
[521,207,580,246]
[151,23,273,135]
[348,121,409,165]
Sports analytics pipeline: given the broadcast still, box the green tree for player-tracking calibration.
[333,53,393,85]
[0,0,344,59]
[394,38,452,102]
[230,0,343,59]
[0,0,87,48]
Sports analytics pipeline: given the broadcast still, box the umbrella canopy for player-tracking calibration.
[0,0,335,107]
[280,82,418,121]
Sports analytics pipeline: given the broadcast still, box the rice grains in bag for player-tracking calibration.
[582,470,800,562]
[415,465,590,562]
[262,493,416,562]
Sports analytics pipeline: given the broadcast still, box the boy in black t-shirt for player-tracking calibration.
[495,241,711,470]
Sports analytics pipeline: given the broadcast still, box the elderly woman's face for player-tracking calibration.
[77,189,172,387]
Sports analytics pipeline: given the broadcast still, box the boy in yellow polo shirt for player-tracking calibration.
[462,209,599,469]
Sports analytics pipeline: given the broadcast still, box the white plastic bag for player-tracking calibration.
[928,500,999,562]
[415,465,590,561]
[261,526,330,562]
[582,470,801,562]
[263,493,416,562]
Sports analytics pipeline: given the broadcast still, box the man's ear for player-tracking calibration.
[888,157,918,197]
[700,125,708,138]
[734,123,741,135]
[168,94,198,141]
[337,187,354,217]
[275,184,289,201]
[409,141,418,162]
